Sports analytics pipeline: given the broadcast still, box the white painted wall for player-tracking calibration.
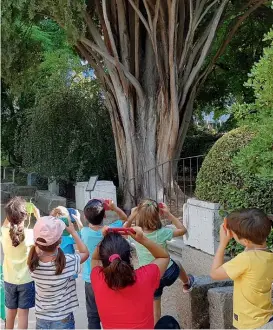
[75,180,117,211]
[183,198,221,255]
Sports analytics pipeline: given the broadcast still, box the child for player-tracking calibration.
[1,197,39,329]
[80,199,127,329]
[27,215,89,329]
[91,226,170,329]
[50,206,83,254]
[126,199,194,323]
[210,208,273,329]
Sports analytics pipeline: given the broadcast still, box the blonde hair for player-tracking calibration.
[135,199,162,231]
[50,206,69,218]
[5,197,27,247]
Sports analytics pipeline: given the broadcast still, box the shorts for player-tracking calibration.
[36,312,75,329]
[4,281,35,309]
[154,260,180,300]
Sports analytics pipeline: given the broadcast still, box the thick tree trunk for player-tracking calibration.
[72,0,265,208]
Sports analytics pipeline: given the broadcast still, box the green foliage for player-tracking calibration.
[181,124,221,157]
[195,127,273,254]
[1,17,117,183]
[195,126,273,212]
[197,6,273,110]
[196,30,273,254]
[16,79,116,182]
[231,29,273,180]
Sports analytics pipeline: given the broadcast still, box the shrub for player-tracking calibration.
[195,126,273,255]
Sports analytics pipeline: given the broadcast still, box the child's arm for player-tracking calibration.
[33,206,40,220]
[66,218,89,263]
[210,224,231,280]
[123,207,137,228]
[109,202,127,222]
[161,204,187,237]
[72,210,84,231]
[91,246,101,269]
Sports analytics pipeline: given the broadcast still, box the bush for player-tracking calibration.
[195,126,273,255]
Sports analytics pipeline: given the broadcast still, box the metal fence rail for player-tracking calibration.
[127,155,204,216]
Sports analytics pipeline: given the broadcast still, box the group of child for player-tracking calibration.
[1,196,273,329]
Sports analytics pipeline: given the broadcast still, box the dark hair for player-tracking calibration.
[136,199,162,230]
[99,232,135,290]
[226,208,272,245]
[154,315,181,329]
[84,199,105,225]
[28,238,66,275]
[5,197,27,247]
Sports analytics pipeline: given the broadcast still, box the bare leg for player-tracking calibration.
[17,309,29,330]
[6,308,17,329]
[153,298,161,325]
[178,264,189,284]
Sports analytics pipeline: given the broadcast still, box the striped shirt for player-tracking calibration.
[30,254,81,321]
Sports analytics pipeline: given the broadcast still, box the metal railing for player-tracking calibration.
[126,155,204,216]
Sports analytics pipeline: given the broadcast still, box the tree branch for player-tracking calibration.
[102,0,129,95]
[180,0,229,109]
[80,37,145,102]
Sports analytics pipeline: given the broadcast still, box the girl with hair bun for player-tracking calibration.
[91,226,170,329]
[1,196,40,329]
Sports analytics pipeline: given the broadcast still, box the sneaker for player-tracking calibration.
[183,274,194,293]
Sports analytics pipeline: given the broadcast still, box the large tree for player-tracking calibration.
[3,0,269,206]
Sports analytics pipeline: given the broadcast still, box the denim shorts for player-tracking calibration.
[4,281,35,309]
[154,260,180,300]
[36,313,75,329]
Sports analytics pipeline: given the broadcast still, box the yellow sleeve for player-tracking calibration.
[222,252,250,280]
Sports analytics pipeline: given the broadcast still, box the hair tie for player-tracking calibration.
[109,254,121,263]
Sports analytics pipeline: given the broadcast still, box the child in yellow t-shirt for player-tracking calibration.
[210,208,273,329]
[1,197,40,329]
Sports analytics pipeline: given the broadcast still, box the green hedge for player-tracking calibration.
[195,126,273,255]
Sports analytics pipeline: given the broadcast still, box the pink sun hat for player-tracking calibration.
[33,216,66,246]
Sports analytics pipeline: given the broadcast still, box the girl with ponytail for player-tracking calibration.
[28,215,89,329]
[91,226,170,329]
[1,197,39,329]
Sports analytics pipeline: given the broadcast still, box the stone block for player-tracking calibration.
[208,286,234,329]
[0,183,16,192]
[161,276,232,329]
[167,237,230,276]
[35,190,66,215]
[75,180,117,211]
[10,185,37,198]
[183,198,222,255]
[48,180,59,195]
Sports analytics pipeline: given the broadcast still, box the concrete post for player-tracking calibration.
[12,169,15,183]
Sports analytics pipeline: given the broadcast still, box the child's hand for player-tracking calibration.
[33,206,40,220]
[102,226,109,236]
[219,223,232,246]
[129,226,144,243]
[159,203,170,216]
[71,210,81,223]
[104,199,115,211]
[65,216,76,235]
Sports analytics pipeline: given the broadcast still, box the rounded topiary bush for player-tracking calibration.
[195,126,273,255]
[195,126,273,213]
